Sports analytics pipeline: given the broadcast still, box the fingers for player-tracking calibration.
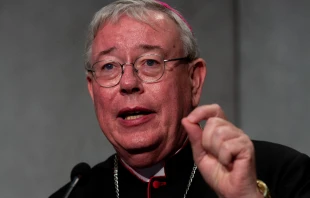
[183,104,257,197]
[202,117,248,166]
[186,104,227,124]
[183,104,253,168]
[216,134,254,167]
[182,118,205,161]
[182,118,202,146]
[182,104,228,162]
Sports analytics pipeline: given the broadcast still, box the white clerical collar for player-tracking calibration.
[120,137,189,182]
[120,158,165,182]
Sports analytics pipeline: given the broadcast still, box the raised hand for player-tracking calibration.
[182,104,263,198]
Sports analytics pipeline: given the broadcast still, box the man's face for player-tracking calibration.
[88,13,204,168]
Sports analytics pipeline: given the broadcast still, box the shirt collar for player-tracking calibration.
[120,138,191,182]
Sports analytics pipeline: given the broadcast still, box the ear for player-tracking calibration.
[86,73,95,103]
[189,58,207,107]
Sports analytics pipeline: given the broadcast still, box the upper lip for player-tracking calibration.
[117,107,155,119]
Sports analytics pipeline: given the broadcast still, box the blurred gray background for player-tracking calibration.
[0,0,309,197]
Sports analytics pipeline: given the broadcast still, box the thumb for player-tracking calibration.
[182,118,205,161]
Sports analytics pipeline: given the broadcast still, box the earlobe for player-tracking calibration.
[87,75,95,102]
[190,58,207,107]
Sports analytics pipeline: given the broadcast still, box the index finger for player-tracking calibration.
[186,104,226,124]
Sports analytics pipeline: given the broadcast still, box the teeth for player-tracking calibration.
[124,114,144,120]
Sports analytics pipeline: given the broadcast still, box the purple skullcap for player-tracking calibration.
[156,0,192,32]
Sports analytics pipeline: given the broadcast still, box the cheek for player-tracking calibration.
[92,90,119,145]
[92,87,115,126]
[167,70,192,103]
[92,87,106,110]
[154,71,192,119]
[92,85,116,107]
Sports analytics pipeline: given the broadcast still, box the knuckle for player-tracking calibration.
[221,141,231,152]
[211,103,221,109]
[206,117,220,125]
[213,125,228,140]
[218,143,232,165]
[211,103,226,119]
[239,135,255,154]
[201,137,209,150]
[240,133,251,143]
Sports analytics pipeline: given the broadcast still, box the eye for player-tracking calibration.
[135,55,162,71]
[102,63,115,70]
[93,61,119,77]
[145,59,157,66]
[94,61,118,72]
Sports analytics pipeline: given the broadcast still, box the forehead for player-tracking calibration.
[91,12,183,62]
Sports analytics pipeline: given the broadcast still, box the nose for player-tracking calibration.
[119,64,143,94]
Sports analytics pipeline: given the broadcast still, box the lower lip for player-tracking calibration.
[117,113,156,127]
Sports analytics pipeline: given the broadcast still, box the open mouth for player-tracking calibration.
[118,108,155,120]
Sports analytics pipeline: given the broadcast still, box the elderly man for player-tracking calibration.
[50,0,310,197]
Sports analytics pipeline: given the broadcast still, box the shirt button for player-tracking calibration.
[152,180,167,189]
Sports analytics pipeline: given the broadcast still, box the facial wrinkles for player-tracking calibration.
[98,21,184,108]
[92,14,184,62]
[91,15,184,100]
[90,14,192,164]
[92,25,144,63]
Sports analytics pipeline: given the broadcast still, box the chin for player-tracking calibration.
[116,132,162,153]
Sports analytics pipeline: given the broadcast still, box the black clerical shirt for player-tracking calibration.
[49,140,310,198]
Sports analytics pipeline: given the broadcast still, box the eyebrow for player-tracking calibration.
[97,47,117,57]
[138,44,164,52]
[94,44,165,62]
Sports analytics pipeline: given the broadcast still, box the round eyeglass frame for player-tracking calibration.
[86,54,190,88]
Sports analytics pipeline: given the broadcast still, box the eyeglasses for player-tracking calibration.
[86,54,189,88]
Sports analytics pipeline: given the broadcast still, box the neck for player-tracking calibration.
[120,137,189,181]
[121,158,165,182]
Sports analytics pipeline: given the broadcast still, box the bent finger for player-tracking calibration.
[186,104,226,124]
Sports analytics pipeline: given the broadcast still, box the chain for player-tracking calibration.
[113,155,197,198]
[183,163,197,198]
[114,156,120,198]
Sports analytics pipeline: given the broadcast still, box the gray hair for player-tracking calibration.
[85,0,199,67]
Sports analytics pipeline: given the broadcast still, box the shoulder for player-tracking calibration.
[252,140,307,156]
[252,140,309,164]
[252,140,310,172]
[252,140,310,198]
